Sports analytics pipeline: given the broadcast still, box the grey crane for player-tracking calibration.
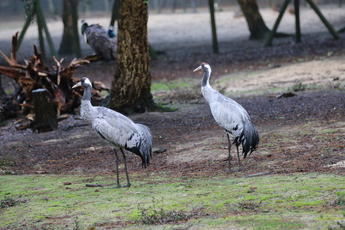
[81,20,116,62]
[193,62,259,171]
[72,77,152,188]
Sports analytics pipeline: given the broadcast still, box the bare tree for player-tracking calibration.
[107,0,155,114]
[237,0,270,39]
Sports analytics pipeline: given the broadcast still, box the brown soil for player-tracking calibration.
[1,37,345,179]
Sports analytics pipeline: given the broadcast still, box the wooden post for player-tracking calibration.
[36,7,46,60]
[17,0,56,58]
[294,0,301,43]
[208,0,219,53]
[32,88,58,132]
[264,0,291,46]
[265,0,340,46]
[17,9,35,51]
[305,0,340,40]
[36,0,57,57]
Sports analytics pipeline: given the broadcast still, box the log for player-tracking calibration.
[85,184,103,187]
[31,88,57,132]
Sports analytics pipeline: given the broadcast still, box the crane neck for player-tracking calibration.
[80,85,94,124]
[201,68,211,88]
[201,67,218,102]
[82,85,92,101]
[81,22,88,35]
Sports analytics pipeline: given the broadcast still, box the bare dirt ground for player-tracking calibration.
[1,5,345,178]
[1,37,345,178]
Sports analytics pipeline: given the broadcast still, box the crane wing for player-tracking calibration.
[209,92,259,156]
[90,106,152,165]
[208,92,249,137]
[91,106,152,167]
[91,107,139,147]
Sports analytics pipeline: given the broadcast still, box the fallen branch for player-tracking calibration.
[0,33,109,132]
[245,171,270,178]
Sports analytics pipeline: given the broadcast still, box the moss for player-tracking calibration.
[151,83,170,91]
[0,173,345,229]
[236,217,304,230]
[290,200,324,207]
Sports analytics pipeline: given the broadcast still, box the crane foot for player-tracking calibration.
[122,183,131,188]
[111,183,131,188]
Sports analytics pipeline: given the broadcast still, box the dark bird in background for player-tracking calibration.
[193,62,259,171]
[72,77,152,188]
[81,20,116,62]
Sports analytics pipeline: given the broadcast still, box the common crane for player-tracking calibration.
[193,62,259,171]
[81,20,116,62]
[72,77,152,188]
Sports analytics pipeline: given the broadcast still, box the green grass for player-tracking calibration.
[151,83,170,91]
[151,80,193,92]
[1,173,345,229]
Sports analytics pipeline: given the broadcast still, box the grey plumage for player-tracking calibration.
[194,62,259,171]
[81,20,116,62]
[72,77,152,188]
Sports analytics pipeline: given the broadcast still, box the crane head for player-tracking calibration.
[72,77,92,89]
[80,19,89,35]
[193,62,210,72]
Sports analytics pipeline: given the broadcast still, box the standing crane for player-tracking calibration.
[72,77,152,188]
[81,20,116,62]
[193,62,259,171]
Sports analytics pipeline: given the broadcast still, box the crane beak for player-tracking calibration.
[193,66,202,72]
[72,81,82,89]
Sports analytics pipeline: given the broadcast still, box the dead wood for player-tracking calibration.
[31,88,58,132]
[0,33,109,132]
[85,184,103,187]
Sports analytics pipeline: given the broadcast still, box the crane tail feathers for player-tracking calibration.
[233,122,259,158]
[137,124,153,168]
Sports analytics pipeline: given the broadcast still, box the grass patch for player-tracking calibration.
[321,128,339,134]
[335,191,345,206]
[151,78,202,103]
[225,86,290,98]
[236,217,304,230]
[0,157,15,167]
[151,83,170,91]
[136,197,194,224]
[154,104,178,112]
[151,80,194,92]
[0,195,23,209]
[0,173,345,229]
[290,82,307,92]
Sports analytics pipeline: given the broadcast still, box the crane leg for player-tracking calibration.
[119,148,131,187]
[236,145,242,171]
[113,149,122,188]
[226,133,232,172]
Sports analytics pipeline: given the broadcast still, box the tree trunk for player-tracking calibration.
[107,0,155,114]
[58,0,81,57]
[237,0,270,39]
